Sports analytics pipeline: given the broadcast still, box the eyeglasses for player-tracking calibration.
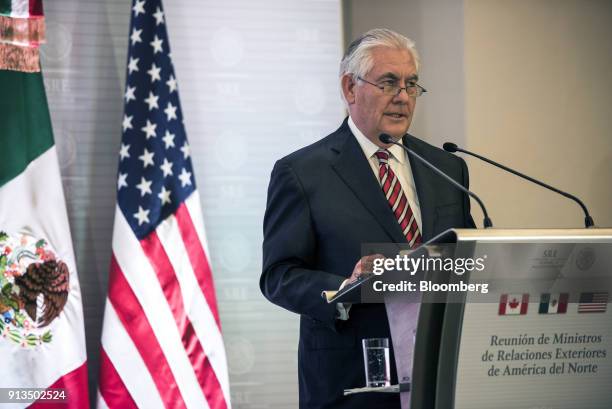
[357,76,427,97]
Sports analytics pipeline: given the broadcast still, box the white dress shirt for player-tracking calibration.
[336,117,423,320]
[348,116,422,231]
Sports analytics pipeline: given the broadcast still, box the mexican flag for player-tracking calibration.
[0,1,89,407]
[538,293,569,314]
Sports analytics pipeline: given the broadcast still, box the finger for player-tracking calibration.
[361,254,385,274]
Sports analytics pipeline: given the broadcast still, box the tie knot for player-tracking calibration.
[374,149,390,164]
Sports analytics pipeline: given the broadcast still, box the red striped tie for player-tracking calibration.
[374,149,422,247]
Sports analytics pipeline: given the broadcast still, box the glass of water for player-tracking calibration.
[362,338,391,387]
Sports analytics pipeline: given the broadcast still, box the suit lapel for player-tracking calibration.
[330,122,408,244]
[403,134,436,241]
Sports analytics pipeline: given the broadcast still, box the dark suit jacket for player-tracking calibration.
[260,118,475,409]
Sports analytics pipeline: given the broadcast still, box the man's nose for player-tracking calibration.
[392,88,412,103]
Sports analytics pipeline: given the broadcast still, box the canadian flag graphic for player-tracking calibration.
[499,294,529,315]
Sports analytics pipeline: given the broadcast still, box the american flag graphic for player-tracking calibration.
[97,1,230,408]
[578,292,608,314]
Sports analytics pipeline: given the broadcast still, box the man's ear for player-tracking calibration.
[341,74,356,105]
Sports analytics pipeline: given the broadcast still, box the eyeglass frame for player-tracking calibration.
[357,76,427,97]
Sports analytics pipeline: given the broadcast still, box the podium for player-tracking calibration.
[328,228,612,409]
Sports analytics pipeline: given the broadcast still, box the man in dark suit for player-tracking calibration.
[260,28,475,409]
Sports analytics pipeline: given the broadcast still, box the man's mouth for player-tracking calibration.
[384,113,406,119]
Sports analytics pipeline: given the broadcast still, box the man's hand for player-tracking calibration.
[348,254,385,283]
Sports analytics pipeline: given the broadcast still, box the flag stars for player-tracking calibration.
[136,177,153,196]
[139,148,155,168]
[153,7,165,25]
[122,115,133,132]
[144,91,159,110]
[117,173,128,190]
[119,143,130,160]
[141,120,157,139]
[130,28,143,46]
[124,85,136,103]
[180,142,190,159]
[132,0,145,17]
[162,130,175,149]
[158,186,171,205]
[166,75,177,93]
[164,102,177,121]
[133,206,150,226]
[147,63,161,83]
[120,5,198,230]
[150,35,164,54]
[178,168,192,187]
[128,57,139,74]
[160,158,173,177]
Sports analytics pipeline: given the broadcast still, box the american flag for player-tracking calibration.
[578,292,608,314]
[97,1,230,408]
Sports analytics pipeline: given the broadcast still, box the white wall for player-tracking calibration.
[465,0,612,228]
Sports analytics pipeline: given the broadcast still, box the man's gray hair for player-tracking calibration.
[339,28,420,80]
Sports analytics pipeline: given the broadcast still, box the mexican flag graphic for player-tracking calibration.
[0,1,89,407]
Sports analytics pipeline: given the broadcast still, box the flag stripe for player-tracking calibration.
[97,393,110,409]
[100,301,165,409]
[558,293,568,313]
[156,210,230,402]
[98,348,138,409]
[539,293,550,314]
[184,193,213,257]
[140,230,188,324]
[112,210,211,408]
[9,0,27,16]
[578,306,607,312]
[0,0,11,15]
[175,202,221,327]
[29,0,43,16]
[499,294,507,315]
[141,229,227,409]
[521,294,529,314]
[29,362,88,409]
[0,70,53,187]
[108,255,188,409]
[182,323,227,409]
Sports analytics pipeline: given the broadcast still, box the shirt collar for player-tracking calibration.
[348,116,407,164]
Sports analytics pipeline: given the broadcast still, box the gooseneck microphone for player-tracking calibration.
[443,142,595,228]
[379,134,493,228]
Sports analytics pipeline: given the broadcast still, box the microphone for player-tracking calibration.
[443,142,595,228]
[379,134,493,228]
